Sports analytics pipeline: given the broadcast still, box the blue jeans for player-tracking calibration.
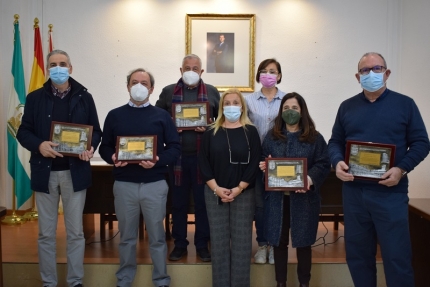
[171,155,210,249]
[255,169,267,246]
[343,184,414,287]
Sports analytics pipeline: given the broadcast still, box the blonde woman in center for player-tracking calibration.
[198,89,261,287]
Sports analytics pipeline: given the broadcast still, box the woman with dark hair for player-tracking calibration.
[260,92,331,287]
[245,58,286,264]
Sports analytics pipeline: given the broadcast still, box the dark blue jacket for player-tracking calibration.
[262,130,330,248]
[16,77,102,193]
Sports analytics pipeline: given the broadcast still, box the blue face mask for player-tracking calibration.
[223,106,242,122]
[49,66,70,85]
[360,71,385,92]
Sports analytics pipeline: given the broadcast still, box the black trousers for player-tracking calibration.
[274,195,312,284]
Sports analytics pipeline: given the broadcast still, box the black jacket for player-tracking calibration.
[17,77,102,193]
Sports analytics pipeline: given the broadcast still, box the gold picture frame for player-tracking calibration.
[186,13,256,92]
[115,135,157,163]
[345,140,396,180]
[265,158,308,191]
[172,102,209,130]
[50,121,93,157]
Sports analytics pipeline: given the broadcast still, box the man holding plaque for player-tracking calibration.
[156,54,220,262]
[17,49,102,287]
[99,68,180,287]
[328,52,430,287]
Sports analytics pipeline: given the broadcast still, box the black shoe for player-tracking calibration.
[74,284,83,287]
[169,246,187,260]
[196,247,211,262]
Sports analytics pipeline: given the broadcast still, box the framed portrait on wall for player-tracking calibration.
[186,14,256,92]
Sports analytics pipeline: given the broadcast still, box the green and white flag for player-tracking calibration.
[7,18,32,208]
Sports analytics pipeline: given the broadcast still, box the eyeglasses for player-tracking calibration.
[358,65,386,75]
[225,128,250,164]
[259,69,278,75]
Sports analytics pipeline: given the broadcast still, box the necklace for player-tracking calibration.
[225,127,250,164]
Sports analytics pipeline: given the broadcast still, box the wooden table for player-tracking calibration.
[408,198,430,287]
[84,162,144,240]
[84,163,344,239]
[319,169,344,229]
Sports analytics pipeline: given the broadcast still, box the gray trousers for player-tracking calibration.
[36,170,86,287]
[114,180,170,287]
[204,185,255,287]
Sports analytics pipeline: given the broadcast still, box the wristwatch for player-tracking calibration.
[398,167,407,177]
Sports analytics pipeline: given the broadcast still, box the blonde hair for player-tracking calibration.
[210,88,253,134]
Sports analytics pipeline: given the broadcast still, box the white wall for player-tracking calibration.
[399,0,430,200]
[1,0,429,208]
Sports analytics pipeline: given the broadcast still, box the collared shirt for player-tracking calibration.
[128,100,151,108]
[51,84,71,99]
[245,88,286,143]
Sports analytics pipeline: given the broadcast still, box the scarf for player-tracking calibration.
[172,77,208,186]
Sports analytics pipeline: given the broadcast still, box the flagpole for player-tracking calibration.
[48,24,53,52]
[3,14,28,225]
[23,18,43,221]
[47,23,63,215]
[2,181,26,225]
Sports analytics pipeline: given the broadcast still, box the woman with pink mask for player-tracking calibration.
[245,59,286,265]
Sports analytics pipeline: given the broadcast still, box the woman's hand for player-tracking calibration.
[223,187,243,202]
[294,175,313,193]
[260,155,272,172]
[215,186,234,202]
[259,161,266,172]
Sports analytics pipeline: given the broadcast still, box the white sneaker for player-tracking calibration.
[254,245,267,264]
[268,246,274,264]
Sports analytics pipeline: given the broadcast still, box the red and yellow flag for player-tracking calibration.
[28,18,45,93]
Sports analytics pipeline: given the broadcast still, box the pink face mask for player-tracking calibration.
[259,73,277,88]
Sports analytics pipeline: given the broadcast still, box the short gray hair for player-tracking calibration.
[126,68,155,87]
[46,49,71,68]
[358,52,387,70]
[182,54,202,68]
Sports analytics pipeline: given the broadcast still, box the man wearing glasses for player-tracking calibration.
[328,52,430,287]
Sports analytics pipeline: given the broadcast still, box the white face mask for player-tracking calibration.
[182,71,200,86]
[130,83,149,102]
